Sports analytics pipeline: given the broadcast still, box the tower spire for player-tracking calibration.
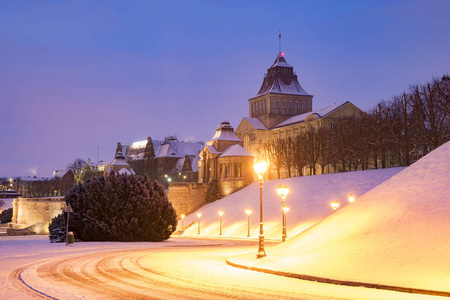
[278,30,284,57]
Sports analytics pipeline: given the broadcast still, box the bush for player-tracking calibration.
[0,208,12,224]
[49,173,177,242]
[49,213,67,243]
[205,179,219,203]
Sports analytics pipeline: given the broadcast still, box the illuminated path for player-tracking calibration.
[6,238,445,300]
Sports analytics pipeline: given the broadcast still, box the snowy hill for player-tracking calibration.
[230,141,450,292]
[181,167,404,240]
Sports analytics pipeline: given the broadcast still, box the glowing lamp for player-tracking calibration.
[331,201,340,212]
[254,158,268,180]
[218,211,224,217]
[349,194,355,203]
[277,184,289,201]
[283,206,290,214]
[245,209,252,216]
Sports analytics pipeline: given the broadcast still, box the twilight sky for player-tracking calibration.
[1,0,449,178]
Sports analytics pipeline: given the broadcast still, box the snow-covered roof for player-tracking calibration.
[210,122,242,142]
[125,139,204,161]
[219,144,253,158]
[243,117,268,130]
[254,55,311,97]
[118,168,135,175]
[275,101,349,128]
[52,170,71,178]
[206,145,220,154]
[110,152,130,167]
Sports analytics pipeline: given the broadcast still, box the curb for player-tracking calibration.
[226,259,450,298]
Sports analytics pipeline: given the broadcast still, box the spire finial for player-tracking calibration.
[278,30,284,57]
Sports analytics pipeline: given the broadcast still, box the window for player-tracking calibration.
[289,101,293,109]
[262,101,265,110]
[225,165,230,178]
[302,101,306,110]
[259,102,261,110]
[255,103,258,112]
[296,101,300,109]
[252,103,255,112]
[234,163,242,178]
[331,122,336,129]
[282,100,286,108]
[276,100,279,108]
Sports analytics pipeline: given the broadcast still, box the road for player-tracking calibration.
[3,236,444,300]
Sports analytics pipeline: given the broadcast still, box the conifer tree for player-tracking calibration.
[49,173,177,242]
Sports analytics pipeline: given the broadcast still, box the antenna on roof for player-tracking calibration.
[278,30,284,57]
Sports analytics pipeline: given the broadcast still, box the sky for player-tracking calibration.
[1,0,449,177]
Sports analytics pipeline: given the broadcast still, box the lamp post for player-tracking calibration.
[254,158,268,258]
[197,213,202,235]
[245,209,252,237]
[283,206,290,241]
[218,211,223,235]
[331,200,340,212]
[180,214,185,233]
[348,194,355,203]
[277,184,290,242]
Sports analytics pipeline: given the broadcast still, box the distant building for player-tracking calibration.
[123,136,204,185]
[236,52,363,177]
[168,121,253,217]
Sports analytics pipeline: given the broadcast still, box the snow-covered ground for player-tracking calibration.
[1,142,448,299]
[0,236,446,299]
[181,167,404,240]
[229,141,450,293]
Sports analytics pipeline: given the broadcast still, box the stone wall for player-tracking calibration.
[9,197,66,235]
[168,183,209,217]
[218,180,251,197]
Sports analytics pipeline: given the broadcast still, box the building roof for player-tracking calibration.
[110,151,130,167]
[125,138,204,161]
[243,117,268,130]
[219,144,253,158]
[209,121,242,142]
[275,101,350,128]
[254,55,311,98]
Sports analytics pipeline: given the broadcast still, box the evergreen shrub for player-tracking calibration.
[49,173,177,242]
[0,207,12,224]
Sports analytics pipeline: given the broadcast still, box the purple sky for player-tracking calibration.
[1,0,449,178]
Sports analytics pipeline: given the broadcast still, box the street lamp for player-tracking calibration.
[277,184,290,242]
[245,209,252,237]
[348,193,355,203]
[331,200,340,212]
[218,211,224,235]
[180,214,185,233]
[283,206,290,242]
[197,213,202,235]
[254,158,268,258]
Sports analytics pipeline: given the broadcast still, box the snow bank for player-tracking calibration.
[181,167,404,240]
[231,141,450,292]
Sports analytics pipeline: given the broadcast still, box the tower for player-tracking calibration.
[248,37,313,129]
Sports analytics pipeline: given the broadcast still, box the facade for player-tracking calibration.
[198,121,254,196]
[8,196,66,235]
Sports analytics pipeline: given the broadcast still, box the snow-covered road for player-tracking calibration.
[1,235,447,300]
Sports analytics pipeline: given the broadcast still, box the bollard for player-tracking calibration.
[67,231,74,244]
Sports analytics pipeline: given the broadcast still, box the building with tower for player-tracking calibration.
[236,49,363,178]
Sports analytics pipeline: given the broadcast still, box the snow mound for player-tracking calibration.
[181,167,403,240]
[242,141,450,292]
